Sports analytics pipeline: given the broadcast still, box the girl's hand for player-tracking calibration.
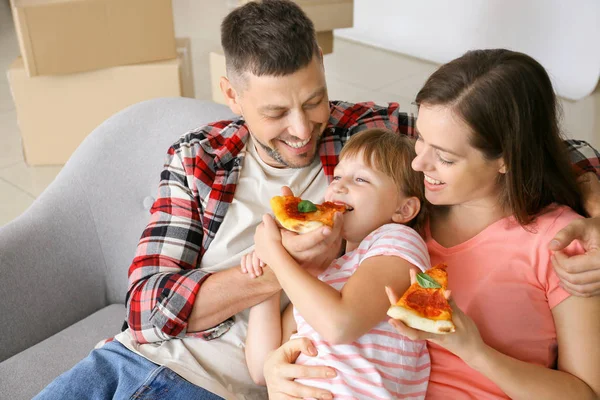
[240,251,265,278]
[385,273,486,366]
[254,214,287,268]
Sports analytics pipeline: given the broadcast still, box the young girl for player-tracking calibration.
[242,128,432,399]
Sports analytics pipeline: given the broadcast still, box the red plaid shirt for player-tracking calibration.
[125,101,600,344]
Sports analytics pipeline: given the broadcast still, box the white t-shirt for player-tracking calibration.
[115,136,328,399]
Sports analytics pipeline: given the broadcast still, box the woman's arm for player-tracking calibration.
[467,295,600,400]
[245,292,283,386]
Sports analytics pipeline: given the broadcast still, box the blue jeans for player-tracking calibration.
[34,340,224,400]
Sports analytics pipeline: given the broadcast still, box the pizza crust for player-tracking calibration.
[387,305,456,334]
[280,220,325,234]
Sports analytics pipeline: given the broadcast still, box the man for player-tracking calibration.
[36,1,600,399]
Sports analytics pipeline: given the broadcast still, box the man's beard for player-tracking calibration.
[254,135,321,169]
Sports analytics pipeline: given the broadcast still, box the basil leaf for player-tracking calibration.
[298,200,317,213]
[416,272,442,289]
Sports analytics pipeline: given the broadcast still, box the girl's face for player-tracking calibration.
[411,104,505,209]
[325,152,409,248]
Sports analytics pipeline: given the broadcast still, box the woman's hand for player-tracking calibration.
[263,337,335,400]
[278,186,344,276]
[385,272,486,366]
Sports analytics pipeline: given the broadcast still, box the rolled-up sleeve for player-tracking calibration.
[565,139,600,178]
[125,143,232,343]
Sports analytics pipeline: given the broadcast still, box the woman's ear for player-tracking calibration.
[220,76,242,115]
[498,158,507,174]
[392,196,421,224]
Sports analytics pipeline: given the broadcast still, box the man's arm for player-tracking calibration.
[564,139,600,181]
[125,136,275,343]
[577,172,600,217]
[188,266,280,332]
[126,153,343,343]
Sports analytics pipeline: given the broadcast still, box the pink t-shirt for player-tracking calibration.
[292,224,432,399]
[425,205,584,399]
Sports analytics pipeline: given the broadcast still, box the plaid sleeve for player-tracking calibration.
[329,101,416,138]
[125,142,230,344]
[565,139,600,178]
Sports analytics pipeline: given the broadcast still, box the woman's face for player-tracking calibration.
[411,104,505,209]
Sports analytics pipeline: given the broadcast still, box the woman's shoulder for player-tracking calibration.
[534,204,584,237]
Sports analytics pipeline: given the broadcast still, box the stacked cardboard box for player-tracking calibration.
[210,0,354,105]
[7,0,192,165]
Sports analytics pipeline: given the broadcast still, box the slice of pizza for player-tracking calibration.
[387,263,456,334]
[270,195,348,234]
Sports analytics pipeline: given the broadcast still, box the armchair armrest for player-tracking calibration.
[0,176,108,362]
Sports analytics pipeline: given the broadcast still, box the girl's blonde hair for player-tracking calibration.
[340,128,427,234]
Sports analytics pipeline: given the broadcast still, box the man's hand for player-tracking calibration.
[550,217,600,297]
[263,337,335,400]
[279,186,344,276]
[577,172,600,218]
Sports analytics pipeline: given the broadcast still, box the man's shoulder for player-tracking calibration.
[171,117,246,150]
[167,117,250,170]
[328,100,401,125]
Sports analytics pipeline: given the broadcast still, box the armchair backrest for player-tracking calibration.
[0,98,235,360]
[66,97,236,304]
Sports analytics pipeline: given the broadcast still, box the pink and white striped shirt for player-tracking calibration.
[292,223,431,399]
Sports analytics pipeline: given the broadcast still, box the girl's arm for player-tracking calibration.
[245,292,282,386]
[269,250,413,344]
[253,214,414,344]
[281,302,298,343]
[468,294,600,400]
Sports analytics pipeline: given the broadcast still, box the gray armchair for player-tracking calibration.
[0,98,235,399]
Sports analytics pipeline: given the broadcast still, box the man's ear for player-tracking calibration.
[392,197,421,224]
[220,76,242,115]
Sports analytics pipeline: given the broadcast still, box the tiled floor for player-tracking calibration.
[0,1,598,226]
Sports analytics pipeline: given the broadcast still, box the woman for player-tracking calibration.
[262,49,600,399]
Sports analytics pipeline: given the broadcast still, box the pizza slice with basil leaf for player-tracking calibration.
[270,195,348,234]
[387,263,456,334]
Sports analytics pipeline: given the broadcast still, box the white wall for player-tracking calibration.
[336,0,599,101]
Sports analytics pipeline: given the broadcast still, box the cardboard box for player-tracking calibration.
[209,52,227,106]
[237,0,353,32]
[317,31,334,55]
[176,37,195,99]
[294,0,353,32]
[209,31,334,105]
[7,53,189,166]
[11,0,177,77]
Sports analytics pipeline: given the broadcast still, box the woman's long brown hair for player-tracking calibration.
[415,49,585,225]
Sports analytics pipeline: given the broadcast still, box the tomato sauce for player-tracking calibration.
[405,288,450,318]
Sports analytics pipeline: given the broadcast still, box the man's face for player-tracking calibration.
[232,56,330,169]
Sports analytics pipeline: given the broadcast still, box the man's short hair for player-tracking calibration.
[221,0,320,82]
